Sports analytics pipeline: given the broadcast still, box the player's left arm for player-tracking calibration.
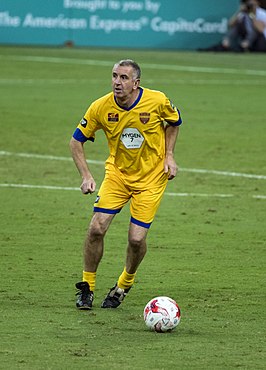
[164,124,180,180]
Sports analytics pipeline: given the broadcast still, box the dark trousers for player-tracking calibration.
[227,13,266,52]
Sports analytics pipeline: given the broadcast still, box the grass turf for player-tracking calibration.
[0,46,265,369]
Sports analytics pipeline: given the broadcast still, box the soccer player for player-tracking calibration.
[70,59,182,310]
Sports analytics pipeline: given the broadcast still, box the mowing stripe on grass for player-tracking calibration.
[1,150,265,180]
[1,55,266,77]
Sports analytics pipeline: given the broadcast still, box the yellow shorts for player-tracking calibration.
[93,166,167,228]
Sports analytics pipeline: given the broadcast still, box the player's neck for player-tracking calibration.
[116,88,140,109]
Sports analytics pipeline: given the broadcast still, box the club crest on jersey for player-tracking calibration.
[80,118,87,127]
[139,112,150,124]
[108,113,119,122]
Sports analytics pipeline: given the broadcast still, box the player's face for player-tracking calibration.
[112,65,139,100]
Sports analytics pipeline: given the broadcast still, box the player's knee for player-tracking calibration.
[88,221,107,240]
[128,234,146,251]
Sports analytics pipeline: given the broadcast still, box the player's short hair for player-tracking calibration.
[114,59,141,80]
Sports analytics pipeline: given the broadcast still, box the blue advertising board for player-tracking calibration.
[0,0,239,49]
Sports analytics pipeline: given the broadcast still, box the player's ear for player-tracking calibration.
[133,79,140,89]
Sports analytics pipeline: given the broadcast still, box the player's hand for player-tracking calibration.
[164,154,178,180]
[80,177,96,194]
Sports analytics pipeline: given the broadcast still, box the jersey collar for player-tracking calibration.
[114,87,143,111]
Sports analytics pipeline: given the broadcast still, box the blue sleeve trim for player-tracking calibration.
[130,216,151,229]
[73,128,95,142]
[94,207,121,214]
[166,109,182,126]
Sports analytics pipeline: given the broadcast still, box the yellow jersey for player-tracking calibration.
[73,87,182,187]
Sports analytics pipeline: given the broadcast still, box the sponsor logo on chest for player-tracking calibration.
[120,128,144,149]
[108,113,119,122]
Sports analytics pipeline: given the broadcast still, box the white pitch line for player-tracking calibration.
[252,194,266,199]
[145,79,266,86]
[0,150,104,165]
[1,150,265,180]
[0,183,233,198]
[1,55,266,77]
[165,191,234,198]
[0,183,80,191]
[180,167,266,180]
[0,78,265,86]
[0,183,265,199]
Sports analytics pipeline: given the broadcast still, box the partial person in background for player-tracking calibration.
[222,0,266,51]
[199,0,266,52]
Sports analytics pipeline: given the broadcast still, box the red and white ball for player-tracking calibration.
[144,296,181,332]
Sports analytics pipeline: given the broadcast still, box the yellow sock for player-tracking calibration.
[117,267,136,290]
[83,271,96,292]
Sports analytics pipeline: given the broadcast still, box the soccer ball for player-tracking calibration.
[143,296,181,332]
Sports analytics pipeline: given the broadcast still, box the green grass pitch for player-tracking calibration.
[0,45,265,369]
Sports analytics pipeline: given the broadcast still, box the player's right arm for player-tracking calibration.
[69,137,96,194]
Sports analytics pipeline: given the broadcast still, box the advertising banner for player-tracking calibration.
[0,0,239,49]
